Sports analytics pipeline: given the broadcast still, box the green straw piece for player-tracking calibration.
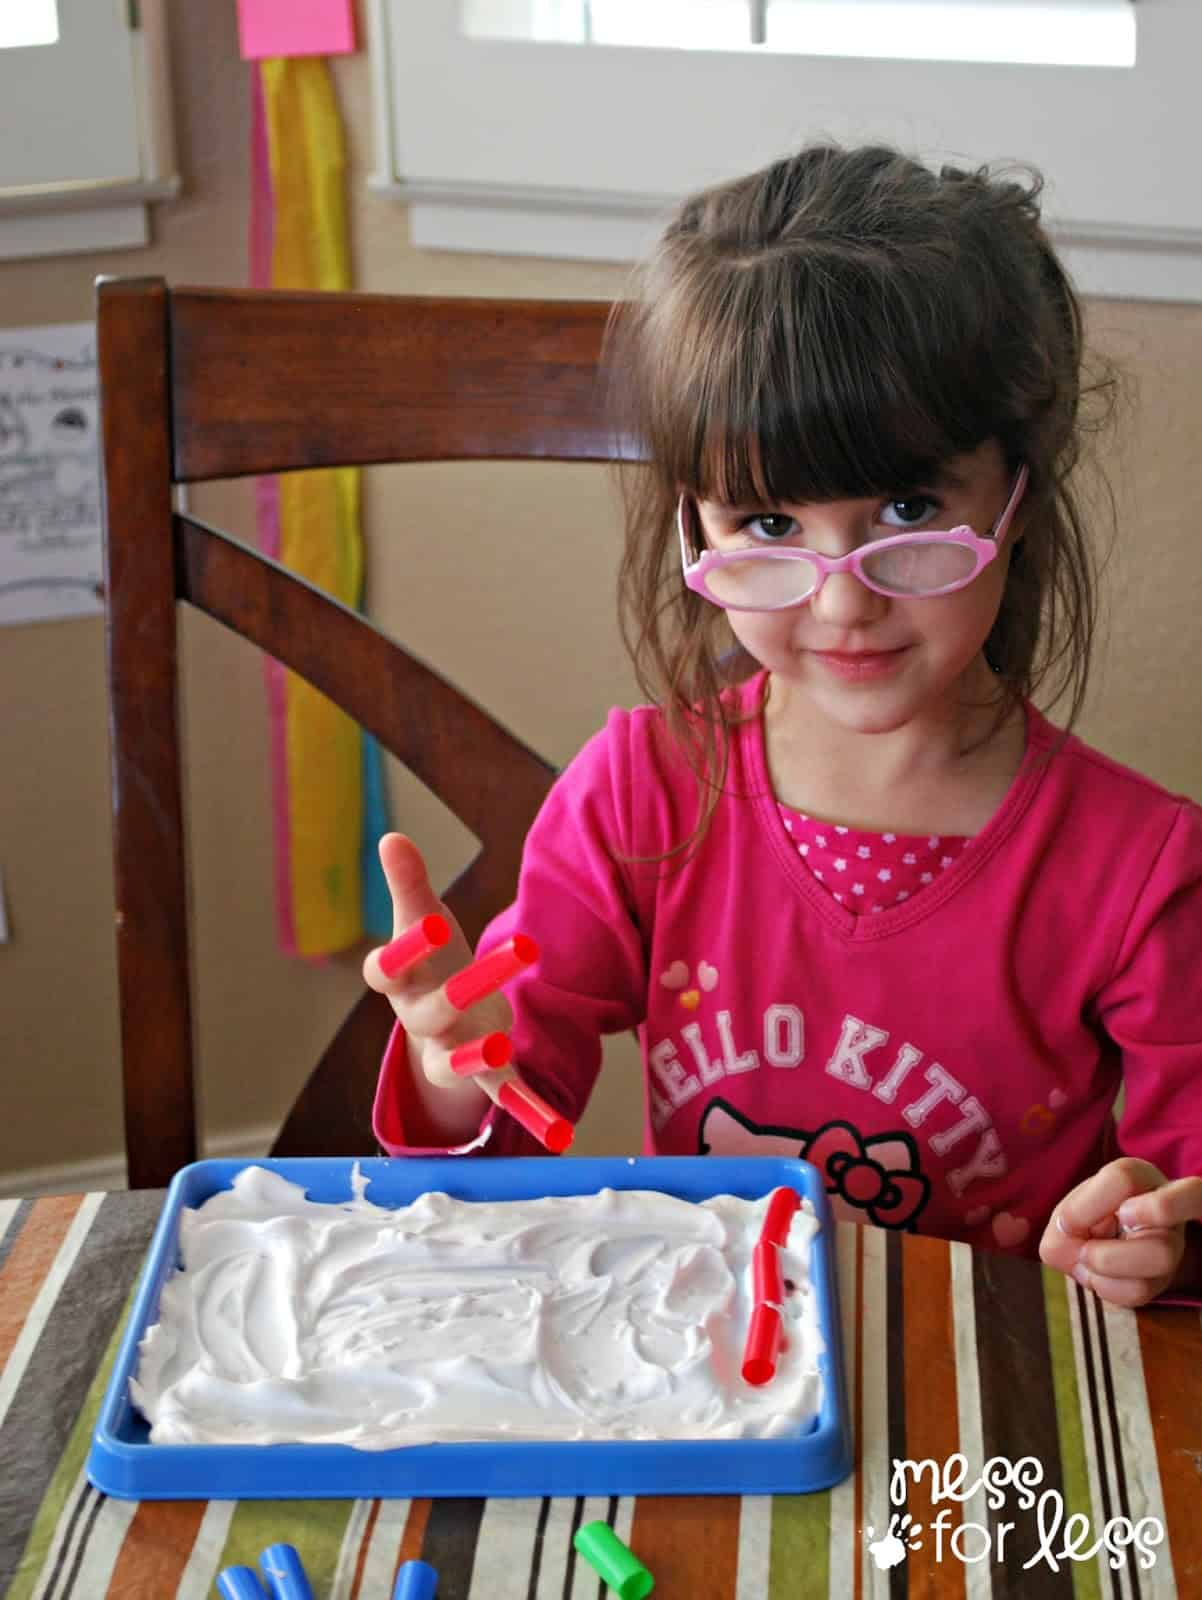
[573,1521,654,1599]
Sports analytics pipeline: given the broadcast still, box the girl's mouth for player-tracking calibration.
[810,647,911,680]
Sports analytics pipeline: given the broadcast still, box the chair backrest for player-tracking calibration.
[97,279,628,1188]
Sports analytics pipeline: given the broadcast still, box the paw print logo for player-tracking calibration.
[659,959,719,1011]
[866,1513,923,1570]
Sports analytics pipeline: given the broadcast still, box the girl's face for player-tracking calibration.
[692,439,1019,738]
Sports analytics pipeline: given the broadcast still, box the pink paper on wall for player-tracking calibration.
[237,0,356,61]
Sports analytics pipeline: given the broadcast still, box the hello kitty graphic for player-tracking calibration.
[698,1099,932,1230]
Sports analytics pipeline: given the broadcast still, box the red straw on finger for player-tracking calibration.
[445,935,539,1011]
[496,1078,574,1154]
[752,1238,783,1306]
[448,1032,513,1077]
[742,1303,784,1386]
[378,914,451,979]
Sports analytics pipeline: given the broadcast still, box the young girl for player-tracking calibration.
[365,143,1202,1307]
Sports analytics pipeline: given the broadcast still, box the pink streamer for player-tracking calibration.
[250,63,298,956]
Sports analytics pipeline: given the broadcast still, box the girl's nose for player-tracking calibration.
[808,568,888,629]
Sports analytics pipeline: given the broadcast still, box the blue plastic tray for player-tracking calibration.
[88,1156,852,1500]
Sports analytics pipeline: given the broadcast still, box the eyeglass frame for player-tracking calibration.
[677,464,1029,611]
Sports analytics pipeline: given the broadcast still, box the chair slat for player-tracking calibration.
[177,514,557,913]
[170,288,631,481]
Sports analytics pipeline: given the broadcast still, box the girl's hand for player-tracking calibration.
[363,832,515,1092]
[1039,1157,1202,1307]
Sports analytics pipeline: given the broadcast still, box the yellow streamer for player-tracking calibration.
[262,58,363,955]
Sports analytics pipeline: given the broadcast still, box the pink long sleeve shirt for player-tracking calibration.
[374,673,1202,1265]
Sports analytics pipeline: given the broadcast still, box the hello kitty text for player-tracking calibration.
[649,1008,1006,1196]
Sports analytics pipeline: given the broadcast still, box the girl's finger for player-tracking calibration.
[1080,1230,1182,1284]
[377,832,444,938]
[1117,1175,1202,1232]
[365,834,473,1003]
[483,1071,575,1153]
[1071,1265,1169,1310]
[363,918,460,1000]
[445,936,539,1010]
[1053,1157,1167,1239]
[419,1049,574,1151]
[421,1043,519,1092]
[377,915,451,980]
[1039,1217,1088,1276]
[1088,1215,1121,1240]
[1041,1209,1124,1276]
[381,934,538,1049]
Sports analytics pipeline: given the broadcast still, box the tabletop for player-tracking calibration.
[1,1188,1199,1600]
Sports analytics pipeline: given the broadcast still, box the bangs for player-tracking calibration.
[645,250,998,508]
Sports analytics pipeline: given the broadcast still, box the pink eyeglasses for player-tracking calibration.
[678,466,1028,611]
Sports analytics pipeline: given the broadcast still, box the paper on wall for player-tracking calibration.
[236,0,356,60]
[0,321,102,627]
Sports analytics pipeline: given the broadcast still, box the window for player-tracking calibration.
[0,0,177,261]
[366,0,1201,302]
[1,1,60,50]
[462,0,1136,68]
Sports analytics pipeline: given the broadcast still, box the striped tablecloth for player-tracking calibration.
[2,1189,1199,1599]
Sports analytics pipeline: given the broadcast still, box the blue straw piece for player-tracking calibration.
[258,1543,315,1600]
[216,1568,268,1600]
[392,1557,440,1600]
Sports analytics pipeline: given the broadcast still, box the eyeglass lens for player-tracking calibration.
[702,540,979,605]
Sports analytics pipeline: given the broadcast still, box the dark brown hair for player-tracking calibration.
[604,142,1117,853]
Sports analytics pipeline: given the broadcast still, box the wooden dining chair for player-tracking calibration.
[97,279,628,1189]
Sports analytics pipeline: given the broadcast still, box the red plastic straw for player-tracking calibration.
[378,914,451,979]
[496,1078,574,1153]
[761,1186,801,1247]
[448,1032,513,1077]
[445,935,539,1011]
[742,1187,802,1386]
[752,1238,783,1306]
[742,1303,784,1386]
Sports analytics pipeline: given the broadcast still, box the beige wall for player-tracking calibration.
[1,5,1199,1187]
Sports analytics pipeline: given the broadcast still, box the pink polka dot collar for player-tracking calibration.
[777,804,971,915]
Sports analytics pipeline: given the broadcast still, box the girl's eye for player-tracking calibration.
[740,513,798,542]
[881,495,939,529]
